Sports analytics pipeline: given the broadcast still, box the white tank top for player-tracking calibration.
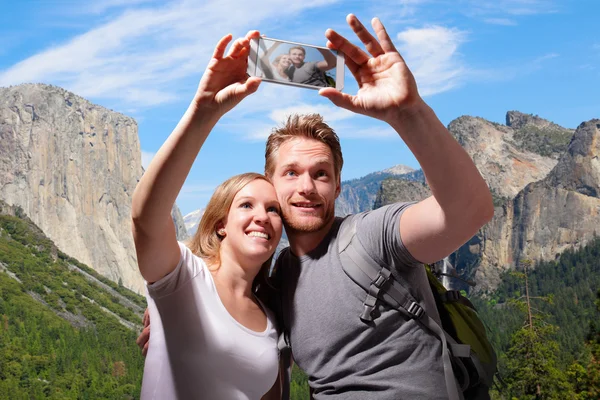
[141,242,279,399]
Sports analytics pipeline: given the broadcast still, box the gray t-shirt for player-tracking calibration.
[287,61,328,87]
[275,203,446,399]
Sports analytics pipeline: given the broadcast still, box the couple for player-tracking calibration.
[268,44,335,87]
[132,14,494,400]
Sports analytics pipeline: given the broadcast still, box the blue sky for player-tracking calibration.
[1,0,598,216]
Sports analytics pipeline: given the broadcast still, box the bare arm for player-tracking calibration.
[320,15,493,263]
[131,31,261,283]
[258,40,282,80]
[316,47,337,71]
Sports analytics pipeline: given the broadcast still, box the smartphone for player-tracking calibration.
[247,36,344,91]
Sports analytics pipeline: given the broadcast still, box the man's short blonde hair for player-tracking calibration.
[264,113,343,180]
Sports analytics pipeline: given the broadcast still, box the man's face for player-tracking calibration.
[270,138,340,235]
[289,49,305,66]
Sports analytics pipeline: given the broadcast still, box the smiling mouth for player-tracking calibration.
[246,231,270,240]
[292,202,321,209]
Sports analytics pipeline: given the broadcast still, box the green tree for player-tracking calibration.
[503,260,574,399]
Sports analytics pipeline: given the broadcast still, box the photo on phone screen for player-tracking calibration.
[247,37,344,91]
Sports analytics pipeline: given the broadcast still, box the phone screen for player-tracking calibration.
[252,38,338,89]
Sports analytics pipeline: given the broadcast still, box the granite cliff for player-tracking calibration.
[374,111,592,292]
[0,83,187,294]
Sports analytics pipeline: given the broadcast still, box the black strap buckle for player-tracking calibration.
[407,301,424,319]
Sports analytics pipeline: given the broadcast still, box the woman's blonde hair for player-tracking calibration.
[186,172,276,291]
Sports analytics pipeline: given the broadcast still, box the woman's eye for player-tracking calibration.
[267,206,280,214]
[240,202,252,209]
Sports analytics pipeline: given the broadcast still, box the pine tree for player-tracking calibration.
[503,259,574,399]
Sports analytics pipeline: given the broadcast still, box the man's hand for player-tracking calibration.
[136,308,150,357]
[192,30,261,119]
[319,14,422,123]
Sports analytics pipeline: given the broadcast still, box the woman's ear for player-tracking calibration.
[216,221,226,237]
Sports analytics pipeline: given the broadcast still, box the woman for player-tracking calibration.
[272,54,291,81]
[132,31,283,399]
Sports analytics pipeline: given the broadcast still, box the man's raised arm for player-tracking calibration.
[316,47,337,71]
[319,14,494,264]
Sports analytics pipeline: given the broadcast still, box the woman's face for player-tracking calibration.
[278,55,291,68]
[221,179,283,266]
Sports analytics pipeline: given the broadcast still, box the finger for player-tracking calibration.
[326,40,362,84]
[347,14,384,58]
[142,342,149,358]
[325,28,370,66]
[136,326,150,349]
[245,30,260,40]
[372,17,398,54]
[319,88,357,111]
[227,37,249,59]
[212,34,233,59]
[216,77,261,105]
[142,309,149,327]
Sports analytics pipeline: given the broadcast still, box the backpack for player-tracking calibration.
[273,214,497,400]
[337,214,497,400]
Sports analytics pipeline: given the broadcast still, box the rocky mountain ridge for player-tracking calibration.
[376,112,599,292]
[0,83,187,294]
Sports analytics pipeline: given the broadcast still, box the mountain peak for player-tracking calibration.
[381,164,415,175]
[546,119,600,197]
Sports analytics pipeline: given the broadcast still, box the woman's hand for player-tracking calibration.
[192,31,262,118]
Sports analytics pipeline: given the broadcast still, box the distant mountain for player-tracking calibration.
[0,199,144,397]
[335,164,425,216]
[183,208,205,236]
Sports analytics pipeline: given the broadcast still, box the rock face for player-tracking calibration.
[448,114,570,201]
[375,112,586,292]
[0,83,186,294]
[471,119,600,291]
[373,178,431,209]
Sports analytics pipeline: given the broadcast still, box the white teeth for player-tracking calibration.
[247,231,269,240]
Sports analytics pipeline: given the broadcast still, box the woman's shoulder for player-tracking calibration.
[146,242,209,297]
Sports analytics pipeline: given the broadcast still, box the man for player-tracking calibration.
[286,45,336,87]
[138,14,494,399]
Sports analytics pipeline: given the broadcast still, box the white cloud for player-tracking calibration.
[483,18,517,26]
[140,150,155,169]
[396,26,468,96]
[0,0,339,108]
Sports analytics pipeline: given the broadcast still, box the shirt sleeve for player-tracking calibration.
[354,202,421,271]
[146,242,206,299]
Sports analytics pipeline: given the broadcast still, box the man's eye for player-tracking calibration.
[316,170,328,178]
[285,171,297,177]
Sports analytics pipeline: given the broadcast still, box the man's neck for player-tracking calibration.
[286,217,336,257]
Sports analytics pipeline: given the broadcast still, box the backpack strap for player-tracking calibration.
[337,215,466,400]
[272,248,292,400]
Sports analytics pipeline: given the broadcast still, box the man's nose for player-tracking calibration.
[297,173,316,195]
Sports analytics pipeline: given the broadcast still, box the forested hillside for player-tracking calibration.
[0,202,145,399]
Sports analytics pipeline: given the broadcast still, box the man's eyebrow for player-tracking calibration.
[279,159,333,170]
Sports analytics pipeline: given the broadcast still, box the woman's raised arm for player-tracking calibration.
[131,31,261,283]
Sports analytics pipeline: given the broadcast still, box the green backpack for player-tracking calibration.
[336,214,497,400]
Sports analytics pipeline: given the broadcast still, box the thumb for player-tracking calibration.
[216,78,261,106]
[319,88,355,111]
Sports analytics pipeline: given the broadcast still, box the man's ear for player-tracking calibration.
[335,178,341,199]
